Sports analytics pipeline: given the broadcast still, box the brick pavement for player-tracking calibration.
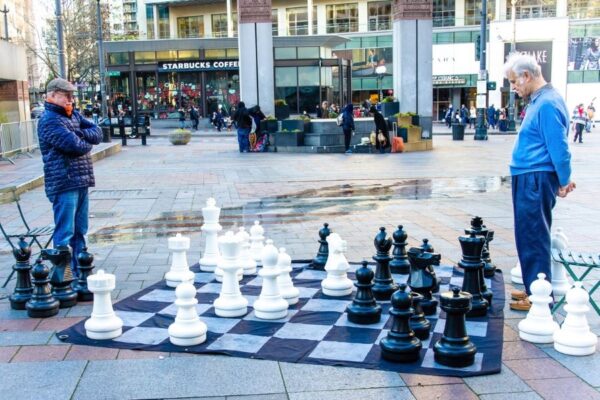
[0,131,598,399]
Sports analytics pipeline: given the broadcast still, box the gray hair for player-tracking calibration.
[503,52,542,79]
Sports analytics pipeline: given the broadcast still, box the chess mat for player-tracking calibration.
[58,262,505,377]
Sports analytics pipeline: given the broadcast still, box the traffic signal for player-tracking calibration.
[487,81,497,91]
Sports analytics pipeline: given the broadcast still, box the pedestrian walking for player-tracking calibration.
[370,105,389,154]
[487,104,496,129]
[232,101,252,152]
[444,105,453,128]
[178,107,186,129]
[460,104,469,125]
[341,103,355,154]
[190,105,199,130]
[572,103,586,143]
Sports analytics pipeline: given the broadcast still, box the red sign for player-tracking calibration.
[237,0,272,24]
[393,0,432,20]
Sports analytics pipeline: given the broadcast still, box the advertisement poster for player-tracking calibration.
[568,37,600,71]
[504,41,553,83]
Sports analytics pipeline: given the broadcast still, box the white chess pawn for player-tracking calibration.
[511,261,523,285]
[518,273,559,343]
[250,221,265,263]
[200,198,222,272]
[165,233,194,288]
[168,282,207,346]
[276,247,299,305]
[253,239,288,319]
[551,227,571,296]
[237,227,257,275]
[321,233,353,297]
[214,231,248,317]
[85,270,123,340]
[553,282,597,356]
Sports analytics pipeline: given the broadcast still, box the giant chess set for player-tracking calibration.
[8,198,597,376]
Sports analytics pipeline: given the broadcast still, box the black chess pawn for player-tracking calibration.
[458,233,489,318]
[346,261,382,324]
[371,227,398,301]
[419,238,441,293]
[42,246,77,308]
[9,236,34,310]
[380,284,422,363]
[466,216,496,279]
[310,223,331,270]
[407,247,438,315]
[72,247,94,301]
[410,292,431,340]
[389,225,410,274]
[26,259,60,318]
[433,287,477,368]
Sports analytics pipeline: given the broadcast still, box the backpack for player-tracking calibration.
[336,113,343,126]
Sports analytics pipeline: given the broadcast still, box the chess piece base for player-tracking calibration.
[26,301,59,318]
[466,299,489,318]
[85,315,124,340]
[346,305,382,325]
[420,299,439,316]
[483,263,496,278]
[76,290,94,302]
[433,340,477,367]
[169,321,207,346]
[372,285,398,301]
[85,327,123,340]
[253,298,288,320]
[410,320,431,340]
[165,271,195,288]
[9,293,32,310]
[380,336,422,363]
[322,285,353,297]
[170,333,207,347]
[53,291,78,308]
[553,337,597,356]
[214,297,248,318]
[282,294,299,306]
[389,263,410,275]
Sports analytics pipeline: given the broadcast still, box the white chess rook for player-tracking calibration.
[85,270,123,340]
[254,239,289,319]
[551,228,571,296]
[321,233,353,297]
[214,231,248,317]
[518,273,559,343]
[553,282,597,356]
[200,198,222,272]
[250,221,265,263]
[277,248,299,305]
[168,282,208,346]
[237,227,257,275]
[511,261,523,285]
[165,233,194,288]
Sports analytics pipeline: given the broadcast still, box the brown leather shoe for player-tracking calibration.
[510,298,531,311]
[511,290,527,301]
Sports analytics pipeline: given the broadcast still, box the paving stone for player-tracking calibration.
[502,340,549,360]
[409,383,478,400]
[504,358,575,380]
[11,344,70,362]
[35,316,85,331]
[228,395,288,400]
[117,349,169,359]
[0,346,19,362]
[65,345,119,361]
[539,345,600,387]
[0,330,54,346]
[0,318,40,331]
[526,377,600,400]
[479,392,542,400]
[399,373,462,386]
[464,364,532,394]
[288,388,414,400]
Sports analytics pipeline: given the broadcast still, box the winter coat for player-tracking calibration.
[38,102,102,199]
[372,109,390,149]
[232,102,252,129]
[341,104,355,131]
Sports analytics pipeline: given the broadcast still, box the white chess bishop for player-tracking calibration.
[85,270,123,340]
[511,261,523,285]
[276,247,299,305]
[214,231,248,317]
[321,233,353,297]
[518,273,559,343]
[199,198,222,272]
[253,239,289,319]
[551,228,571,296]
[168,282,207,346]
[237,227,257,275]
[165,233,194,288]
[553,282,597,356]
[250,221,265,263]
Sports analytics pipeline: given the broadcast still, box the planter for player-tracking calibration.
[169,129,191,145]
[273,131,304,146]
[275,105,290,120]
[380,101,400,117]
[397,115,412,127]
[265,119,279,133]
[281,119,305,133]
[411,114,420,126]
[397,127,408,143]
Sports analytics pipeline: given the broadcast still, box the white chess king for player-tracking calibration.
[321,233,353,297]
[518,273,559,343]
[553,282,597,356]
[199,198,222,272]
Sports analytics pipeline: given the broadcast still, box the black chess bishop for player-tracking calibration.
[9,236,33,310]
[42,246,78,308]
[346,261,382,324]
[380,284,422,363]
[466,216,497,279]
[26,259,60,318]
[457,233,489,318]
[72,247,95,301]
[433,287,477,367]
[407,247,439,315]
[389,225,410,274]
[310,223,331,270]
[371,227,398,300]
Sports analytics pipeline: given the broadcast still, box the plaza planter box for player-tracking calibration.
[281,119,306,133]
[396,115,412,127]
[411,114,420,126]
[275,105,290,120]
[380,102,399,117]
[271,131,304,146]
[264,119,279,133]
[169,129,191,145]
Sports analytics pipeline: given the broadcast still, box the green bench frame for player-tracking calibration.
[551,249,600,316]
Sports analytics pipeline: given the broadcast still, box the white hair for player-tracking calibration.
[503,52,542,79]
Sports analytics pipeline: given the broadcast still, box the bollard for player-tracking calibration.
[119,119,127,146]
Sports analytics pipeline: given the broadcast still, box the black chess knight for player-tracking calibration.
[42,246,78,308]
[466,216,497,278]
[457,233,489,318]
[9,236,34,310]
[380,284,422,362]
[310,223,331,270]
[371,227,398,300]
[389,225,410,274]
[72,247,95,301]
[419,238,441,293]
[407,247,439,315]
[346,261,382,324]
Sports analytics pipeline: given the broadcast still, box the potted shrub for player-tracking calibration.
[169,128,191,145]
[380,96,399,117]
[396,112,412,127]
[273,129,304,146]
[264,115,279,133]
[281,118,305,132]
[274,99,290,120]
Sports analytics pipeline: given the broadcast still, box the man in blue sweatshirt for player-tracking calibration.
[503,53,576,311]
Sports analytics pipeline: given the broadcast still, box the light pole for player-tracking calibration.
[96,0,108,119]
[376,65,387,102]
[474,0,488,140]
[507,0,517,131]
[1,4,9,41]
[55,0,66,78]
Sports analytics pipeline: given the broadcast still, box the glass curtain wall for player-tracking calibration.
[326,3,359,33]
[272,9,278,36]
[136,72,157,113]
[212,13,238,37]
[465,0,495,25]
[368,1,392,31]
[205,72,239,115]
[568,1,600,19]
[433,0,455,27]
[287,7,318,35]
[506,0,556,19]
[158,5,170,39]
[178,16,204,38]
[146,5,155,39]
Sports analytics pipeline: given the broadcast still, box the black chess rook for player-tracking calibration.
[9,236,33,310]
[457,233,489,318]
[346,261,382,324]
[26,259,60,318]
[310,223,330,270]
[73,247,95,301]
[389,225,410,274]
[43,246,78,308]
[371,227,398,300]
[407,247,438,315]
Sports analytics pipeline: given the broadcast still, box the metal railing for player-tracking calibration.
[0,120,39,164]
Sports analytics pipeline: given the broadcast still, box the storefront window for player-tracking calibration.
[212,13,237,38]
[146,5,155,39]
[568,1,600,19]
[368,1,392,31]
[506,0,556,19]
[287,7,317,36]
[134,51,156,64]
[433,0,455,27]
[179,72,202,111]
[178,15,204,38]
[275,67,298,112]
[326,3,359,33]
[178,50,200,60]
[157,72,178,118]
[298,47,319,59]
[108,52,128,66]
[158,5,170,39]
[465,0,495,25]
[275,48,297,60]
[109,76,130,113]
[206,49,226,58]
[205,71,239,115]
[136,72,157,113]
[272,9,278,36]
[157,50,178,61]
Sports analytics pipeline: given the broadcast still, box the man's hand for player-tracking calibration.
[558,181,576,198]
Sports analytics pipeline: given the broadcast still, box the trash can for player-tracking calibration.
[99,118,112,143]
[452,123,465,140]
[499,119,508,132]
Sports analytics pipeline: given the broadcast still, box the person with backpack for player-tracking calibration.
[190,105,199,130]
[232,101,252,152]
[340,103,355,154]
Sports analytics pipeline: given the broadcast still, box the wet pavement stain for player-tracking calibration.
[88,176,510,244]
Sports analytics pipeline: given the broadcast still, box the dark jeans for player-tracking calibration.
[51,188,89,275]
[192,118,199,130]
[343,129,352,151]
[237,127,250,152]
[574,123,584,143]
[512,172,559,295]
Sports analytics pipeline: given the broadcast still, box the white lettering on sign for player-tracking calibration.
[159,60,239,71]
[518,50,548,64]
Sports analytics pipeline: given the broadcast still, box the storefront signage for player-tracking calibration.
[107,70,121,77]
[433,75,467,86]
[393,0,433,21]
[158,60,240,72]
[504,42,552,82]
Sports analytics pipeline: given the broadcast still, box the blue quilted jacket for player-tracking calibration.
[38,102,102,198]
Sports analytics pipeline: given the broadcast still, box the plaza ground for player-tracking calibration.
[0,129,598,399]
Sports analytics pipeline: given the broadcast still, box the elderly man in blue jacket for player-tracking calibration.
[38,78,103,275]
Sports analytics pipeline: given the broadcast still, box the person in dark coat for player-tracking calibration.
[341,103,355,154]
[38,78,102,275]
[370,105,390,153]
[232,101,252,152]
[178,107,186,129]
[487,105,496,129]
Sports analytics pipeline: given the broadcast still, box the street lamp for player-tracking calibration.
[96,0,108,119]
[375,65,387,102]
[507,0,517,131]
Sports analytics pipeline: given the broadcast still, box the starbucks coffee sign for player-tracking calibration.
[158,60,240,72]
[433,75,467,86]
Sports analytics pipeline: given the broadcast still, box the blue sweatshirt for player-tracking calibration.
[510,84,572,186]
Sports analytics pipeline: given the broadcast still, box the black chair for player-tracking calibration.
[1,186,54,287]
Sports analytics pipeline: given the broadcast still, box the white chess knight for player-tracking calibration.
[165,233,194,288]
[551,227,571,296]
[321,233,353,297]
[214,231,248,317]
[85,270,123,340]
[250,221,265,263]
[199,198,222,272]
[253,239,289,319]
[553,282,597,356]
[276,247,299,305]
[168,282,207,346]
[237,226,257,275]
[510,261,523,285]
[518,273,559,343]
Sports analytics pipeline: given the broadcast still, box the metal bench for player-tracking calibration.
[551,248,600,316]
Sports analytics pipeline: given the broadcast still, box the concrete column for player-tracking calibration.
[317,4,326,34]
[452,89,461,109]
[308,0,314,35]
[227,0,233,38]
[278,8,286,36]
[455,0,465,27]
[556,0,567,18]
[238,0,274,116]
[358,2,369,32]
[153,5,159,39]
[392,1,433,137]
[497,0,506,21]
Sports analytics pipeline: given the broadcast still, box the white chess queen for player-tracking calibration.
[321,233,353,297]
